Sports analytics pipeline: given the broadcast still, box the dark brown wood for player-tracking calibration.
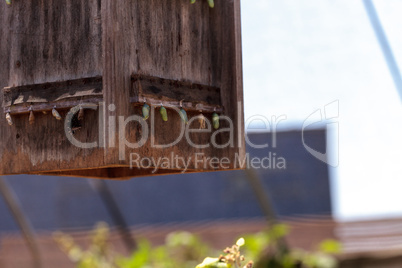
[100,0,245,177]
[34,167,201,180]
[0,0,106,177]
[131,74,223,113]
[7,0,103,86]
[0,0,245,179]
[3,76,103,114]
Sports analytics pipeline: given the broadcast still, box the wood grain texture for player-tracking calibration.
[131,74,223,113]
[8,0,102,86]
[3,76,103,114]
[0,0,105,176]
[0,0,245,179]
[101,0,245,175]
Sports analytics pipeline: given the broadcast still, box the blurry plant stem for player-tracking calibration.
[89,180,138,252]
[0,177,42,268]
[243,168,289,254]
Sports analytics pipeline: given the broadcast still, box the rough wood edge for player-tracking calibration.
[28,165,245,180]
[2,76,103,114]
[130,95,224,113]
[3,98,103,115]
[130,74,224,113]
[233,0,246,160]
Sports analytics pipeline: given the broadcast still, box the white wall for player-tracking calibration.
[241,0,402,220]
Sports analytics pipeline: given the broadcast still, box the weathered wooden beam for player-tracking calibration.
[130,74,223,113]
[2,77,103,114]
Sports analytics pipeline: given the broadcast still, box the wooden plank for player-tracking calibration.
[99,0,246,176]
[4,99,102,115]
[34,167,196,180]
[232,0,246,160]
[7,0,103,86]
[3,76,103,114]
[0,0,106,176]
[206,0,245,164]
[131,74,223,113]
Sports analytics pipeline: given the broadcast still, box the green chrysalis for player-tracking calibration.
[160,106,168,122]
[207,0,214,8]
[179,108,188,124]
[212,112,219,129]
[189,0,214,8]
[142,103,150,120]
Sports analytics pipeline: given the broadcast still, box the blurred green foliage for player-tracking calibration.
[242,224,341,268]
[54,222,341,268]
[117,231,210,268]
[54,222,211,268]
[54,222,116,268]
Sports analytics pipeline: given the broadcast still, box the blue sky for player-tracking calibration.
[240,0,402,220]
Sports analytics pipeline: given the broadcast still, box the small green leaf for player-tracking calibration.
[5,0,11,5]
[197,257,220,267]
[160,106,168,122]
[196,257,228,268]
[190,0,196,4]
[319,239,342,254]
[268,224,289,239]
